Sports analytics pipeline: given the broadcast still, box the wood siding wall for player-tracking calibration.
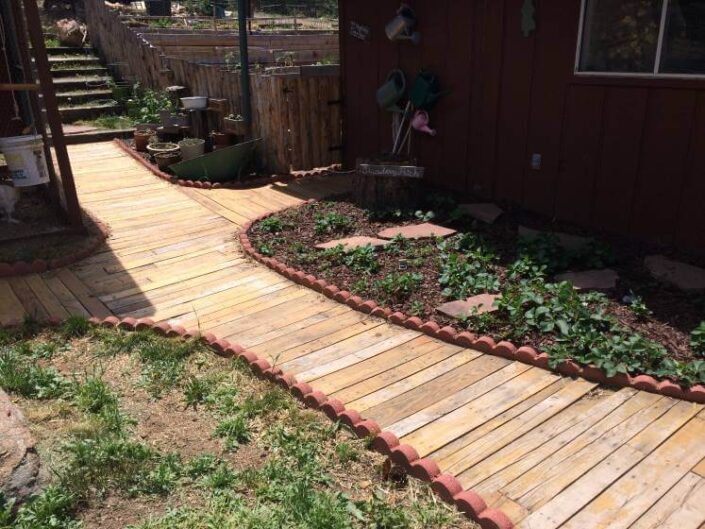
[339,0,705,254]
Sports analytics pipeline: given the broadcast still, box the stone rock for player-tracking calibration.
[378,223,456,240]
[0,390,46,504]
[316,236,391,250]
[456,203,504,224]
[554,269,619,291]
[518,226,591,252]
[644,255,705,291]
[436,293,500,319]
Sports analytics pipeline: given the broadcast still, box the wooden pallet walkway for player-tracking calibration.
[2,142,704,529]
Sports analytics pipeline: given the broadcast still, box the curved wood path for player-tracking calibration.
[2,142,705,529]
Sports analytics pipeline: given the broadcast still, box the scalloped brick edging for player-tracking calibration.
[0,218,110,278]
[240,204,705,406]
[114,139,340,190]
[66,316,513,529]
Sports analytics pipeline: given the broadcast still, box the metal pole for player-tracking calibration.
[21,0,84,231]
[238,0,252,136]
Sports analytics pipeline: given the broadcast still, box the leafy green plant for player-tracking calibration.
[438,251,499,300]
[409,300,426,317]
[259,216,286,234]
[691,322,705,358]
[183,375,215,409]
[10,487,79,529]
[334,442,359,463]
[623,291,652,320]
[374,272,423,303]
[314,212,352,235]
[0,348,72,399]
[61,316,91,338]
[215,413,251,450]
[126,86,174,124]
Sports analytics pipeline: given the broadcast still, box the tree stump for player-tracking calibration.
[353,162,424,211]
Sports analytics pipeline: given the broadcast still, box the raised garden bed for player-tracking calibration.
[246,198,705,391]
[115,138,338,190]
[0,319,478,529]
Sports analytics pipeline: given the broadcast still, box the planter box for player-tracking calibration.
[353,159,424,209]
[357,162,425,179]
[223,117,248,136]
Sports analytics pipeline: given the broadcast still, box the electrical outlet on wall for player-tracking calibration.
[531,153,542,170]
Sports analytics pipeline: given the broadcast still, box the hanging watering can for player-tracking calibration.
[376,69,407,113]
[410,71,443,111]
[411,110,436,136]
[386,4,420,44]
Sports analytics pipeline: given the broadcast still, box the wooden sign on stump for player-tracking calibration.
[353,159,424,210]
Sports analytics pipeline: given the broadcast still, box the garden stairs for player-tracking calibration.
[47,46,133,143]
[1,142,705,529]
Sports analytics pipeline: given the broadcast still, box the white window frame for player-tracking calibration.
[574,0,705,79]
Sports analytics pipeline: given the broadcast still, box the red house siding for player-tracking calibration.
[339,0,705,254]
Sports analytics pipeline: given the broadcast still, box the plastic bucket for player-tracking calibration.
[0,135,50,187]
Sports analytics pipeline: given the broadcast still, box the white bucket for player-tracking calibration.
[0,135,50,188]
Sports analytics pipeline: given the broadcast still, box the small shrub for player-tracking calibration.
[314,212,352,235]
[438,252,499,300]
[374,273,423,303]
[259,216,286,234]
[691,322,705,358]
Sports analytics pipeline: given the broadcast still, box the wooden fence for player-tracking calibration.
[84,0,341,173]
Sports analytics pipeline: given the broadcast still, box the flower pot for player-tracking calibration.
[134,129,156,152]
[178,138,206,161]
[154,152,181,171]
[146,142,180,158]
[211,132,232,151]
[223,116,248,135]
[180,96,208,110]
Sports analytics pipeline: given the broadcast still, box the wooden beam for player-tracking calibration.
[0,83,39,91]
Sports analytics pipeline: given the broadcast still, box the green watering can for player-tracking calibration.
[409,70,443,111]
[376,69,407,113]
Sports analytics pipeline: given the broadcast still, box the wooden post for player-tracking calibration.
[21,0,84,231]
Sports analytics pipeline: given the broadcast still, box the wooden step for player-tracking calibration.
[51,66,109,78]
[58,103,122,123]
[44,46,97,56]
[56,89,114,105]
[48,55,101,64]
[51,76,112,91]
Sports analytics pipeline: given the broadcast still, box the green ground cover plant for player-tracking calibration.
[249,199,705,388]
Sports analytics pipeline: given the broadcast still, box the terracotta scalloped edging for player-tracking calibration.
[0,217,111,278]
[114,138,340,190]
[240,205,705,406]
[72,316,512,529]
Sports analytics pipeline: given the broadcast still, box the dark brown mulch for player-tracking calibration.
[248,198,705,363]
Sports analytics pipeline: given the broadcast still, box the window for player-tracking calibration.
[577,0,705,76]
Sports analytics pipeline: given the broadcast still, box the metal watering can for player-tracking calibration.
[386,4,421,44]
[376,69,407,113]
[410,71,443,111]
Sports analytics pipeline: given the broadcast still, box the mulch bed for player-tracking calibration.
[248,198,705,365]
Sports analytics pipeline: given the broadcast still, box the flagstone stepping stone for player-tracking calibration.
[518,225,592,252]
[436,293,500,319]
[456,203,504,224]
[554,269,619,291]
[378,223,456,240]
[644,255,705,291]
[316,236,391,250]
